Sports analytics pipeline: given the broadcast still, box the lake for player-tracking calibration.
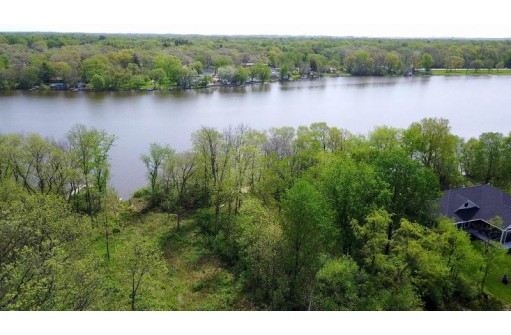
[1,76,510,199]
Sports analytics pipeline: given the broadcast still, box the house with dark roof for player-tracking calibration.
[439,184,511,247]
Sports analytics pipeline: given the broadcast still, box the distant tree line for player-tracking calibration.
[1,33,511,90]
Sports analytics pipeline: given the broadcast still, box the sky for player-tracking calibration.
[2,0,511,38]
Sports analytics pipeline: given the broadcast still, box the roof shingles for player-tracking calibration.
[439,185,511,230]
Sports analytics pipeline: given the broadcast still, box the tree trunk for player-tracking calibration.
[105,217,110,262]
[85,184,92,215]
[384,220,395,255]
[131,275,136,311]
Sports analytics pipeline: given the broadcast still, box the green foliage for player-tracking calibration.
[149,68,167,87]
[281,178,333,309]
[153,55,183,84]
[372,150,441,225]
[140,143,174,207]
[2,33,511,91]
[189,61,204,75]
[212,56,231,72]
[344,50,375,76]
[313,256,367,310]
[319,156,387,253]
[402,117,461,189]
[67,124,117,214]
[234,198,286,307]
[420,53,434,72]
[251,63,272,83]
[462,132,508,188]
[90,73,106,90]
[3,119,511,310]
[18,66,40,88]
[368,126,402,151]
[0,55,8,70]
[81,55,110,84]
[0,184,98,310]
[118,232,168,311]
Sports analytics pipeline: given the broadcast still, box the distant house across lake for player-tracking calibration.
[439,185,511,247]
[50,83,66,90]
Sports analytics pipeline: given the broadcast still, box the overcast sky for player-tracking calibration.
[2,0,511,38]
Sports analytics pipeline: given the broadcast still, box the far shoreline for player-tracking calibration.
[2,69,511,94]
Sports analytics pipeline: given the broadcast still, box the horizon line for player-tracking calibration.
[1,31,511,40]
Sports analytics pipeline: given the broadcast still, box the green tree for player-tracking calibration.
[118,233,167,311]
[352,209,391,272]
[372,150,440,254]
[67,124,116,215]
[471,59,484,72]
[368,126,402,152]
[445,56,464,72]
[217,66,236,84]
[344,50,375,76]
[312,256,366,310]
[192,127,233,234]
[253,63,272,83]
[352,210,423,310]
[160,151,196,229]
[281,178,333,309]
[319,156,386,253]
[22,134,70,196]
[0,185,96,310]
[153,55,183,84]
[462,132,505,185]
[141,143,174,206]
[149,68,167,88]
[0,55,8,70]
[384,52,403,75]
[402,118,460,189]
[232,66,249,86]
[38,61,56,83]
[212,56,231,74]
[90,74,106,90]
[279,63,291,80]
[235,197,286,307]
[435,218,482,301]
[189,61,204,75]
[53,61,78,85]
[18,66,40,89]
[420,53,433,72]
[81,55,111,86]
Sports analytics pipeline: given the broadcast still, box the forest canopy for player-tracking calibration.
[1,33,511,90]
[1,119,511,310]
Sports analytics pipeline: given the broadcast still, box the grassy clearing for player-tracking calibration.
[91,203,252,310]
[466,241,511,307]
[431,69,511,76]
[160,217,253,310]
[483,249,511,305]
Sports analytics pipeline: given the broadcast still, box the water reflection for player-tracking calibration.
[248,84,271,93]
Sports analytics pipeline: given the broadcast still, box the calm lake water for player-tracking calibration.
[1,76,510,198]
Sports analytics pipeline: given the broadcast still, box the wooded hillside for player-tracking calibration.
[2,119,511,310]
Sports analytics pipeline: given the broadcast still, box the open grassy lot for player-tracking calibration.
[483,249,511,305]
[91,202,253,310]
[467,241,511,307]
[431,69,511,76]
